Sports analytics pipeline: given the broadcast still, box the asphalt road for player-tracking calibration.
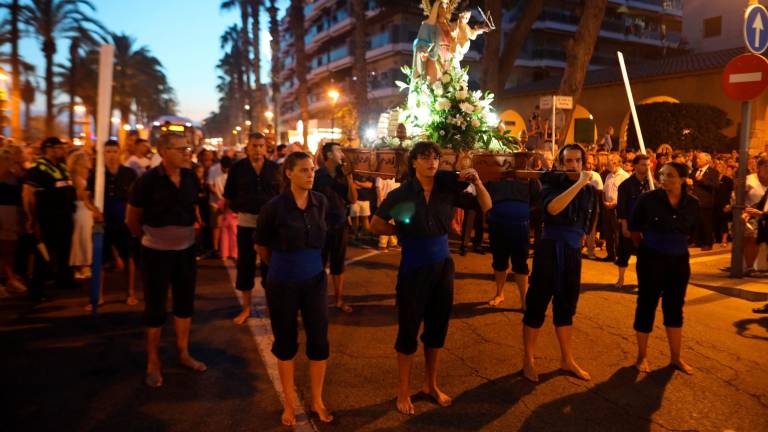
[2,242,767,431]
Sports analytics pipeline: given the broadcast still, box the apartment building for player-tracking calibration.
[505,0,684,86]
[276,0,485,147]
[682,0,746,52]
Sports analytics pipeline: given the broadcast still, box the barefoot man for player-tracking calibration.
[371,141,491,414]
[522,144,598,382]
[126,133,207,387]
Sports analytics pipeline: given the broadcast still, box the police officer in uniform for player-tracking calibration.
[522,143,598,383]
[22,137,76,300]
[371,141,491,415]
[223,132,280,325]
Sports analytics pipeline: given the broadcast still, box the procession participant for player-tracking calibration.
[23,137,77,300]
[313,142,357,312]
[256,151,334,426]
[223,132,280,325]
[630,162,698,374]
[371,141,491,415]
[601,154,630,263]
[689,152,718,251]
[126,133,207,388]
[485,175,541,309]
[614,154,651,289]
[522,144,598,383]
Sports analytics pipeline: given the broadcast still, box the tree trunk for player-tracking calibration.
[240,0,253,122]
[43,38,56,136]
[10,0,22,141]
[351,0,368,147]
[496,0,544,93]
[268,0,280,142]
[557,0,608,147]
[68,38,80,140]
[481,0,501,93]
[22,79,34,140]
[290,0,310,148]
[250,0,263,129]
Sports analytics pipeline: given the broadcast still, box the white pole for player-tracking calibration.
[551,95,557,160]
[617,51,654,190]
[94,45,114,210]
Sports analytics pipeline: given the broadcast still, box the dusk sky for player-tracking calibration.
[18,0,289,123]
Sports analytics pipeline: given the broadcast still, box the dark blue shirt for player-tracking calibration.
[128,165,199,228]
[313,165,351,227]
[629,188,699,256]
[223,158,280,214]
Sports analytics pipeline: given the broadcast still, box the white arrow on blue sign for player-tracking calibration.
[745,4,768,54]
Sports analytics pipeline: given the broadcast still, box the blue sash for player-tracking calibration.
[400,235,450,273]
[489,200,530,225]
[641,231,689,256]
[268,249,323,283]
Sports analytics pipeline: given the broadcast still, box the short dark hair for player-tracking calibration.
[249,132,265,140]
[556,143,586,166]
[321,142,341,160]
[407,141,441,177]
[40,136,64,150]
[104,139,120,148]
[664,161,690,179]
[220,155,233,170]
[276,144,287,152]
[632,154,650,165]
[758,155,768,169]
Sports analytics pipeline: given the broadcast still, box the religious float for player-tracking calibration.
[343,0,532,182]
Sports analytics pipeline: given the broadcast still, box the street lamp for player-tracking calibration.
[327,89,340,140]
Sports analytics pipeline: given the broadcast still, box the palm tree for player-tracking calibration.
[289,0,309,147]
[350,0,368,146]
[220,25,246,125]
[109,33,175,126]
[63,22,106,139]
[22,0,104,136]
[221,0,253,122]
[267,0,279,140]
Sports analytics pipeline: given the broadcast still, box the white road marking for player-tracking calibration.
[729,72,763,83]
[223,248,381,430]
[622,252,728,265]
[224,263,316,432]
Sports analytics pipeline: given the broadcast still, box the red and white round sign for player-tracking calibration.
[722,53,768,101]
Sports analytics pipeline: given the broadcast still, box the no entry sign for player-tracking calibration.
[722,53,768,101]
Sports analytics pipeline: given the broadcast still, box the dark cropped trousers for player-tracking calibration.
[634,246,689,333]
[395,258,454,355]
[523,239,582,328]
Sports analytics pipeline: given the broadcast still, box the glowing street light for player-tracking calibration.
[136,124,144,130]
[235,126,242,131]
[122,124,132,131]
[264,111,274,121]
[244,104,251,111]
[111,117,120,124]
[74,105,86,113]
[245,120,252,126]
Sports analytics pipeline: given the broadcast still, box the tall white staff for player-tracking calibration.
[90,44,114,315]
[617,51,654,190]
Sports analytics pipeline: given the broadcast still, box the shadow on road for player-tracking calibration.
[733,316,768,341]
[520,366,675,431]
[580,282,638,295]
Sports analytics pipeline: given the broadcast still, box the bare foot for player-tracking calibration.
[335,302,353,313]
[671,358,693,375]
[233,309,251,325]
[561,360,591,381]
[396,393,415,415]
[488,295,504,307]
[635,357,651,373]
[614,279,624,289]
[126,296,138,306]
[179,354,207,372]
[422,384,452,407]
[83,300,105,312]
[281,405,296,427]
[310,402,334,423]
[145,362,163,388]
[523,359,539,382]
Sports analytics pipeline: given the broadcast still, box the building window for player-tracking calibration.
[703,16,721,38]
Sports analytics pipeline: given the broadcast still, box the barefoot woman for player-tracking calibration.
[629,162,698,374]
[371,141,491,415]
[256,152,333,426]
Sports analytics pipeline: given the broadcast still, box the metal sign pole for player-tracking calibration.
[730,100,752,278]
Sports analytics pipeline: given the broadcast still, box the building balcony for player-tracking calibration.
[608,0,682,16]
[532,18,682,48]
[366,42,412,62]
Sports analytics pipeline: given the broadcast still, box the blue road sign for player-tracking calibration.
[745,4,768,54]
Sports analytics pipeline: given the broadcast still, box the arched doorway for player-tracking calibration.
[619,96,680,150]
